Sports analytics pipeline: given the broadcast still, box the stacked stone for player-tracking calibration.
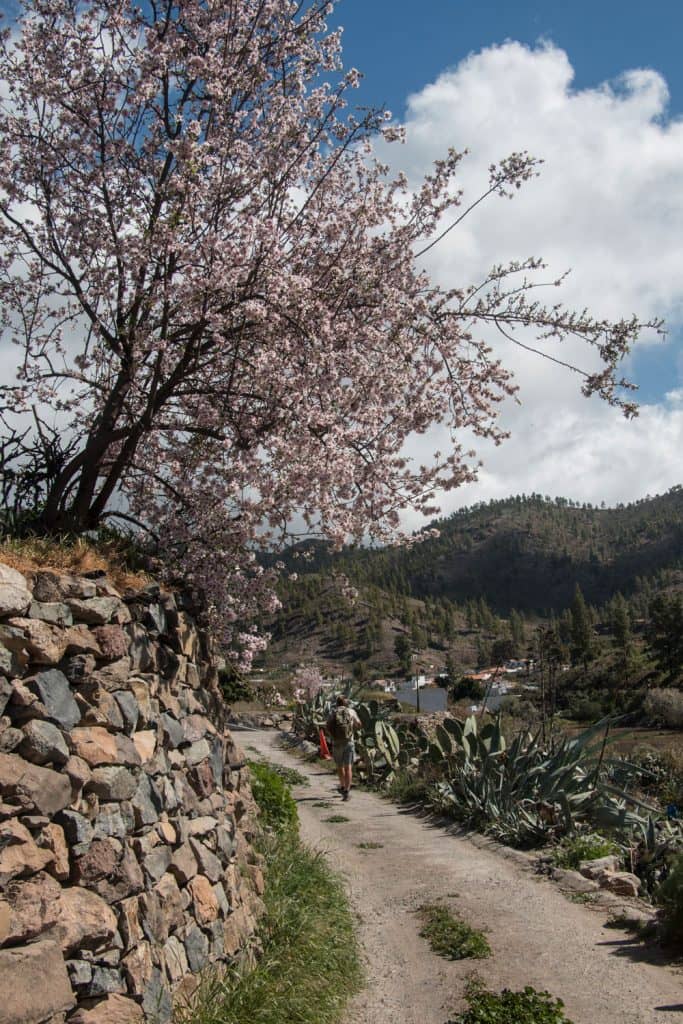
[0,562,264,1024]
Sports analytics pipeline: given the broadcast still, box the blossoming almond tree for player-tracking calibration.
[0,0,660,661]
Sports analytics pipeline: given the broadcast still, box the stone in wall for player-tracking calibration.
[0,561,263,1024]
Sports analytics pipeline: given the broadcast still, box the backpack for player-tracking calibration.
[332,706,355,743]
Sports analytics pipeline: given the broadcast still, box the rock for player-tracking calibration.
[551,867,600,894]
[67,655,98,688]
[90,659,132,692]
[188,815,219,837]
[159,712,184,749]
[68,993,144,1024]
[112,691,138,734]
[143,603,167,635]
[65,753,92,792]
[7,618,68,665]
[215,823,236,861]
[75,840,143,903]
[2,870,61,944]
[64,625,104,656]
[67,958,93,987]
[144,845,172,884]
[127,679,154,725]
[132,729,156,763]
[190,838,222,883]
[188,874,220,925]
[72,838,120,885]
[0,564,32,618]
[122,940,154,998]
[28,600,73,626]
[57,885,118,955]
[141,967,172,1023]
[0,724,22,753]
[0,752,72,815]
[138,890,169,944]
[0,937,75,1024]
[185,738,210,765]
[24,668,81,729]
[82,690,124,731]
[41,822,70,881]
[67,597,129,625]
[223,904,255,957]
[162,934,188,983]
[184,924,209,973]
[54,809,94,851]
[124,625,156,672]
[89,965,126,996]
[213,881,230,916]
[579,855,622,879]
[0,646,27,682]
[168,842,198,885]
[70,727,141,768]
[155,873,185,934]
[182,714,214,744]
[18,719,69,765]
[0,818,54,882]
[0,903,10,945]
[131,774,162,828]
[598,870,641,897]
[118,896,144,951]
[92,625,130,661]
[87,766,138,802]
[156,820,176,845]
[188,759,216,798]
[31,572,64,603]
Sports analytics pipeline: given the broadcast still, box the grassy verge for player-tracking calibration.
[176,763,363,1024]
[417,904,491,960]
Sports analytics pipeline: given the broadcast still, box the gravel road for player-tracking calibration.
[244,729,682,1024]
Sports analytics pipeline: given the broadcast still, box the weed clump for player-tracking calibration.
[447,979,574,1023]
[551,832,621,871]
[417,904,490,960]
[247,761,299,834]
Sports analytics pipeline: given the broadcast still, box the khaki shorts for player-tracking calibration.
[333,742,355,767]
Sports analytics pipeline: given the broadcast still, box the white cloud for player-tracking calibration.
[382,41,683,519]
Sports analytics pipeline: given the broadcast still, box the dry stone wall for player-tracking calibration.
[0,562,264,1024]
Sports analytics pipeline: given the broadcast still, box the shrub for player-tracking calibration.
[657,851,683,945]
[447,979,575,1024]
[417,904,490,960]
[643,688,683,729]
[552,832,622,870]
[248,762,298,834]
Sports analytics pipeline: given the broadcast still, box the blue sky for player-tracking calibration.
[325,0,683,508]
[332,0,683,407]
[333,0,683,120]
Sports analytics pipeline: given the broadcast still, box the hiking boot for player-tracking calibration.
[342,788,350,801]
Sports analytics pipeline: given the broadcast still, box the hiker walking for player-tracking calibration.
[326,695,360,800]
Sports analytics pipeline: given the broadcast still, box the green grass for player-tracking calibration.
[551,833,621,871]
[247,762,299,833]
[176,764,363,1024]
[447,979,575,1024]
[357,841,384,850]
[417,904,491,960]
[323,815,350,823]
[312,800,333,808]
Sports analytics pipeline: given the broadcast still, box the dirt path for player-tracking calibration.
[243,729,682,1024]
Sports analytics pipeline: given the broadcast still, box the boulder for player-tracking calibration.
[184,924,209,973]
[57,885,118,955]
[7,618,67,666]
[66,597,129,625]
[162,934,188,983]
[68,993,144,1024]
[122,940,154,998]
[87,766,137,802]
[92,625,130,661]
[18,719,69,765]
[2,870,61,945]
[0,937,75,1024]
[118,896,144,950]
[27,600,73,626]
[70,726,141,767]
[188,874,220,925]
[598,870,641,898]
[112,691,139,734]
[132,729,156,764]
[190,838,222,883]
[0,753,71,816]
[24,668,81,729]
[40,822,70,881]
[65,625,104,656]
[74,840,143,904]
[0,564,31,619]
[579,855,621,879]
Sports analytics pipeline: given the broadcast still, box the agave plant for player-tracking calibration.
[428,715,650,847]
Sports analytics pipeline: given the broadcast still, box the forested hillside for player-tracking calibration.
[280,487,683,614]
